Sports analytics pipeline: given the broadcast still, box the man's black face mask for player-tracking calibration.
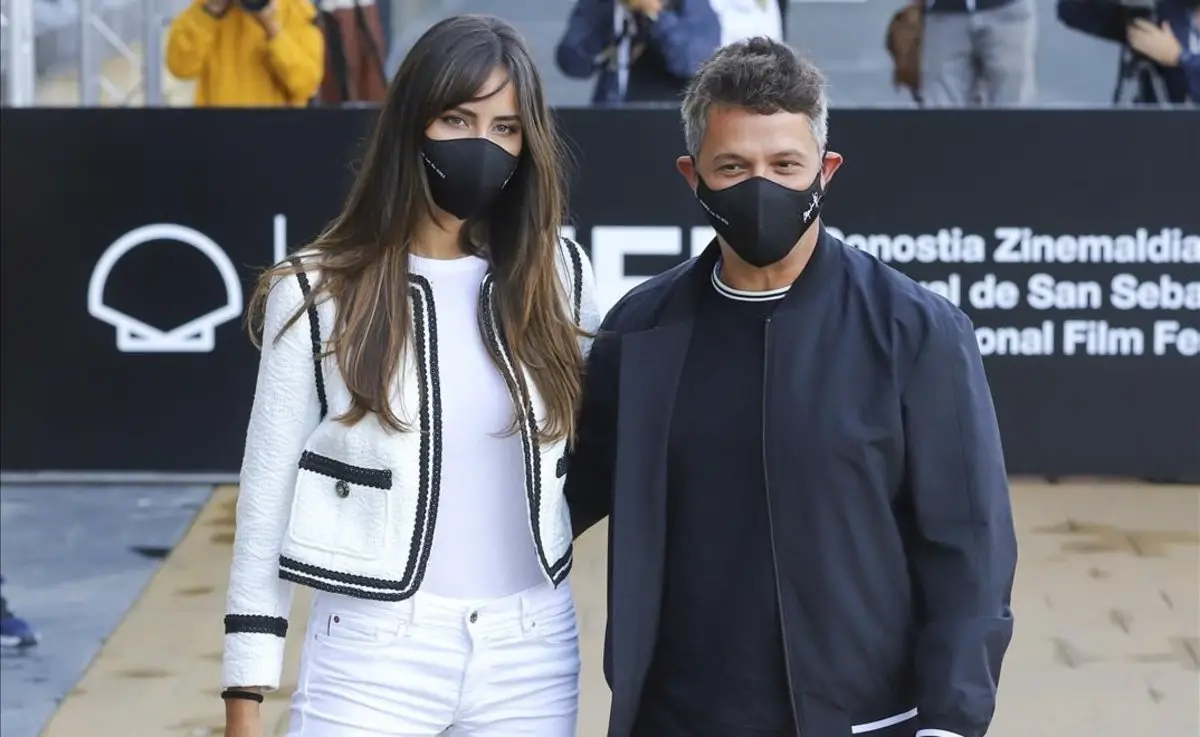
[694,166,826,268]
[421,136,519,221]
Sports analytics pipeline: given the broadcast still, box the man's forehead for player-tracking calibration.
[701,106,818,156]
[705,104,810,125]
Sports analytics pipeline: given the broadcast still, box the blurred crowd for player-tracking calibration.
[159,0,1198,108]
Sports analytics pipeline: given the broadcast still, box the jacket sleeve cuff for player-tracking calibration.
[222,631,288,690]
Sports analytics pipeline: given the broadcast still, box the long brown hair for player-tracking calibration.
[247,14,582,443]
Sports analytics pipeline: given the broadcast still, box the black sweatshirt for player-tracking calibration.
[636,269,794,737]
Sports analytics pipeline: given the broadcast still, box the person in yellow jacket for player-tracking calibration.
[166,0,324,106]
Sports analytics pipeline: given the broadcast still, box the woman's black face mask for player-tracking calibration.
[421,136,519,220]
[693,165,826,268]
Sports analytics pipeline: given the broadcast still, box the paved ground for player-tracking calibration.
[0,484,212,737]
[6,479,1197,737]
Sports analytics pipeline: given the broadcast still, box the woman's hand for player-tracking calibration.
[224,696,265,737]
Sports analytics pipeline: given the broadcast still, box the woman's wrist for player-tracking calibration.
[223,688,263,717]
[224,696,260,721]
[221,687,265,702]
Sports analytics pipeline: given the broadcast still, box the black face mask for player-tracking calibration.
[694,170,825,268]
[421,136,519,220]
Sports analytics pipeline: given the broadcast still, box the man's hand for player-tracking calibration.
[622,0,664,20]
[1127,19,1184,67]
[252,0,282,39]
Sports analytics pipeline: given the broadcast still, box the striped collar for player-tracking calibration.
[711,261,791,303]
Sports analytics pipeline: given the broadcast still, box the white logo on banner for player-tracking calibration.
[577,225,715,312]
[88,223,245,353]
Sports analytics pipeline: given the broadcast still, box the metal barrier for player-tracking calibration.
[77,0,165,105]
[1,0,37,104]
[1,0,171,106]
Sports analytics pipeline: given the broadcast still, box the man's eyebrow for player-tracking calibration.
[771,149,808,160]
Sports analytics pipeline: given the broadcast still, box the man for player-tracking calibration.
[711,0,784,46]
[1059,0,1200,103]
[313,0,388,104]
[566,38,1017,737]
[166,0,324,107]
[555,0,720,104]
[921,0,1037,106]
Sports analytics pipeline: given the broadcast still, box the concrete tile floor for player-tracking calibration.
[8,479,1200,737]
[0,485,213,737]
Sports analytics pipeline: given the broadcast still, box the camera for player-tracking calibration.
[1097,0,1157,22]
[1057,0,1174,103]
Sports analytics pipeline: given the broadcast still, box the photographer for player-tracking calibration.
[166,0,325,107]
[921,0,1038,107]
[1058,0,1200,103]
[555,0,720,104]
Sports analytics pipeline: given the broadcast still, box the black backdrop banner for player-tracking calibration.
[2,108,1198,478]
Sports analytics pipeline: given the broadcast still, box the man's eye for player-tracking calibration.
[718,163,740,172]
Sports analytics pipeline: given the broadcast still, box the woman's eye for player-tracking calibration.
[442,115,467,127]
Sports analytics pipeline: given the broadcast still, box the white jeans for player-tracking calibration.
[286,581,580,737]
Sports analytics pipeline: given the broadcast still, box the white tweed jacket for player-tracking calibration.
[222,238,601,689]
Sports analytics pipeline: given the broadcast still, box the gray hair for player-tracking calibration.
[682,38,829,159]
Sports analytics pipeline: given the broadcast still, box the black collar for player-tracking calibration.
[658,224,843,326]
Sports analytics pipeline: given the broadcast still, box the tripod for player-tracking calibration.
[1112,45,1172,105]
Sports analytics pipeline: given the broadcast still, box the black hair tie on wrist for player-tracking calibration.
[221,688,264,703]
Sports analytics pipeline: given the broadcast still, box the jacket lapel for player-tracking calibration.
[606,253,712,737]
[478,274,569,579]
[401,274,442,592]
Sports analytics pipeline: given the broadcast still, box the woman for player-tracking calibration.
[220,14,600,737]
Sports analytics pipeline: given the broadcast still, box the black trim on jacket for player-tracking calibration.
[224,613,288,637]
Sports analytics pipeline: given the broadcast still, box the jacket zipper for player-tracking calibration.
[762,317,802,736]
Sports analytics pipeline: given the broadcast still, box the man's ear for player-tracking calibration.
[820,151,844,187]
[676,155,698,191]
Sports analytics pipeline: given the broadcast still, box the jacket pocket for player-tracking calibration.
[287,451,393,560]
